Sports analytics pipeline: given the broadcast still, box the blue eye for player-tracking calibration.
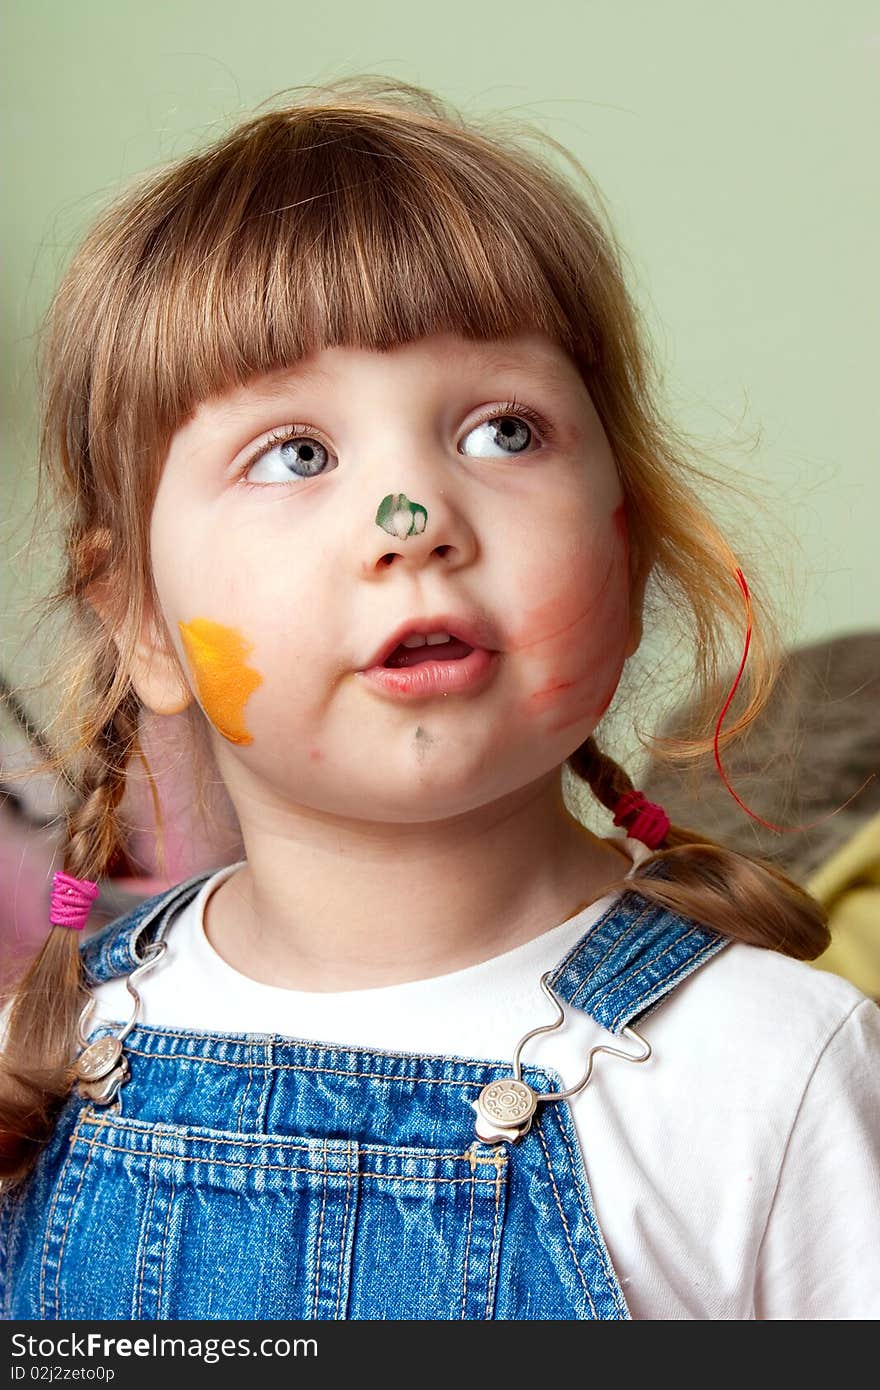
[239,398,552,488]
[458,397,550,461]
[243,431,335,485]
[464,408,539,458]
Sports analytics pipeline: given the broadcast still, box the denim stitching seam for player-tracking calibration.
[542,892,640,981]
[565,907,655,1007]
[609,936,726,1029]
[588,926,704,1016]
[551,1108,627,1317]
[565,901,655,985]
[553,1111,592,1234]
[76,1135,500,1181]
[79,1116,475,1161]
[484,1152,506,1320]
[134,1132,162,1319]
[460,1166,477,1319]
[333,1145,355,1321]
[596,925,704,1016]
[235,1042,251,1134]
[38,1107,88,1319]
[119,1047,495,1085]
[51,1107,102,1320]
[155,1172,174,1315]
[534,1121,597,1319]
[311,1140,328,1321]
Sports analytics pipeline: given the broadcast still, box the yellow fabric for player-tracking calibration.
[806,811,880,1000]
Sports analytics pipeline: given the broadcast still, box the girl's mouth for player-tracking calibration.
[382,636,473,668]
[358,643,499,700]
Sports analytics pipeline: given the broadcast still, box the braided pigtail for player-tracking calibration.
[568,737,830,960]
[0,686,143,1191]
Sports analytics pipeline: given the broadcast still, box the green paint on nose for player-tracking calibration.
[376,493,428,539]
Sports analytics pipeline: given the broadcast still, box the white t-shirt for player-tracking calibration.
[78,830,880,1320]
[7,834,880,1319]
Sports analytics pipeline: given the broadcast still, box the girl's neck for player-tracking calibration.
[201,775,633,992]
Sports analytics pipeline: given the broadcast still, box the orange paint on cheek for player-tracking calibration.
[178,618,263,746]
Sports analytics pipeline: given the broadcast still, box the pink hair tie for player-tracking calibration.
[612,789,670,850]
[50,871,99,931]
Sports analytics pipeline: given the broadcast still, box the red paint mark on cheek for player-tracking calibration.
[511,603,563,660]
[510,511,632,735]
[527,676,579,717]
[542,664,617,739]
[544,642,626,735]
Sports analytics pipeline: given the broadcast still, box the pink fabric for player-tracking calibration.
[49,871,99,930]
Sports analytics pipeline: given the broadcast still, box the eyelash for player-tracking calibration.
[236,397,555,489]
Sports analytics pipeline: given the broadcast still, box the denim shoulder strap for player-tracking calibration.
[547,884,732,1033]
[78,870,215,986]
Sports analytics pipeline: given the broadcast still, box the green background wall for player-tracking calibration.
[3,1,877,751]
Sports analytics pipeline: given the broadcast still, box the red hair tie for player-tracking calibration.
[50,871,99,932]
[612,789,670,849]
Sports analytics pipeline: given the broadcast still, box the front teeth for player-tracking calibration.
[401,631,452,648]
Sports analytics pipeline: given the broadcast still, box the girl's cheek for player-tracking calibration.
[179,617,264,745]
[508,503,631,735]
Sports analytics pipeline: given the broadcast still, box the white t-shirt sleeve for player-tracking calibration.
[754,997,880,1319]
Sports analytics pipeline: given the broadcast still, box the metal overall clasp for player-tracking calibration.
[72,940,168,1105]
[471,970,652,1144]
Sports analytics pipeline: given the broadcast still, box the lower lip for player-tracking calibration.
[357,647,500,700]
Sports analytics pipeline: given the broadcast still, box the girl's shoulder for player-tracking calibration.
[691,932,873,1030]
[647,930,879,1107]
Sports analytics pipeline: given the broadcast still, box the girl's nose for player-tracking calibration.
[362,488,474,573]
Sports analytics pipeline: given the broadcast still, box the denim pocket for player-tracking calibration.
[346,1140,508,1319]
[36,1106,359,1320]
[31,1105,508,1320]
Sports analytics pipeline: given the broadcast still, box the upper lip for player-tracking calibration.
[362,613,501,669]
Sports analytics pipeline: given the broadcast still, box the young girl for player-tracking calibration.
[2,77,878,1322]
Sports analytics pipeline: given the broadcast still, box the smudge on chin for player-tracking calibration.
[178,618,263,745]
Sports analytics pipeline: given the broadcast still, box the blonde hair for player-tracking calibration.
[0,76,827,1188]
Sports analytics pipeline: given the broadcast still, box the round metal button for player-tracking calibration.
[74,1035,123,1081]
[476,1078,537,1130]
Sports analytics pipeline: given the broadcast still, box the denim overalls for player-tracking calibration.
[1,868,729,1320]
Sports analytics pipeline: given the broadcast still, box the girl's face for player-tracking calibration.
[139,330,642,823]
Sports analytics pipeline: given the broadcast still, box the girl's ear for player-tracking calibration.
[124,609,194,716]
[86,581,193,717]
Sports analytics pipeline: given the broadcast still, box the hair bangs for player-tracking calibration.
[105,110,586,450]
